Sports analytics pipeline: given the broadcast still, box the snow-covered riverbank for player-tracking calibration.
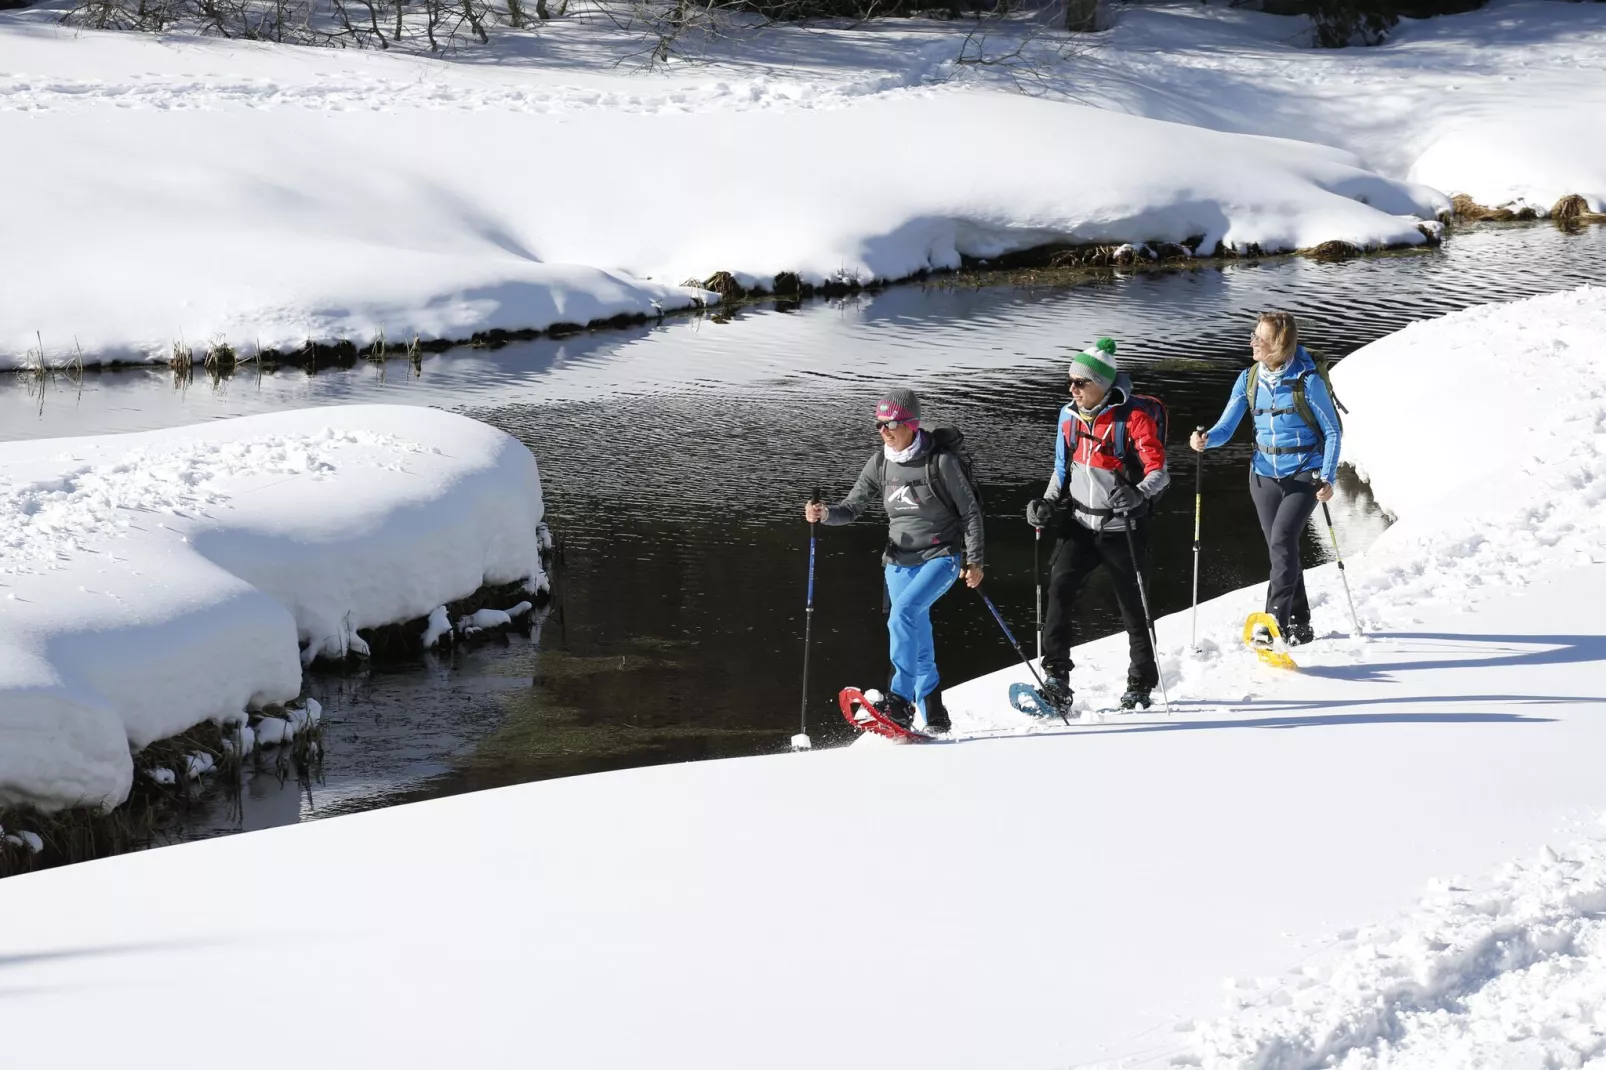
[2,290,1604,1064]
[0,405,546,812]
[4,0,1604,367]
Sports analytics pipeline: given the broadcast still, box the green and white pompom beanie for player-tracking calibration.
[1069,337,1118,391]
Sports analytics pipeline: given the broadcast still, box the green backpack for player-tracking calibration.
[1245,347,1349,446]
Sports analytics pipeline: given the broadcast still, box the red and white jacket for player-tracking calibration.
[1043,379,1169,534]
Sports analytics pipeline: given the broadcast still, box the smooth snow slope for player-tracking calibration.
[0,405,545,811]
[1,296,1605,1065]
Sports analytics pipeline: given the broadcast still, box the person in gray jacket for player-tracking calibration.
[804,387,984,734]
[1025,339,1170,713]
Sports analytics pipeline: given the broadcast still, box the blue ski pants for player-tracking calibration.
[885,555,961,705]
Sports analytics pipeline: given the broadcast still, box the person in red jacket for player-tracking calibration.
[1025,338,1170,713]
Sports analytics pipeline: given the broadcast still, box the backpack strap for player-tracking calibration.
[925,448,956,517]
[1289,372,1321,448]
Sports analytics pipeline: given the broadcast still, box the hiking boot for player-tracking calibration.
[879,692,917,730]
[1119,686,1153,711]
[1285,623,1315,647]
[1250,622,1275,648]
[1038,671,1074,717]
[921,690,952,735]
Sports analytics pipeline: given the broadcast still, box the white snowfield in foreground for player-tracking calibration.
[3,300,1606,1067]
[0,405,545,812]
[24,1,1606,365]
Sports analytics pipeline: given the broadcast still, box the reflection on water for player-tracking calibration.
[2,223,1601,845]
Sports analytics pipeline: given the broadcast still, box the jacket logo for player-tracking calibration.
[886,484,920,511]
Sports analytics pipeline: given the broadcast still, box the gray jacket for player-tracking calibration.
[823,433,985,568]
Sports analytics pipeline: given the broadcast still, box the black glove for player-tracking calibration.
[1107,483,1145,515]
[1025,498,1057,529]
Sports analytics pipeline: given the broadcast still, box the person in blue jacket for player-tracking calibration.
[1189,311,1341,646]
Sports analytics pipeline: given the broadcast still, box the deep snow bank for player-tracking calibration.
[0,405,545,811]
[0,15,1447,369]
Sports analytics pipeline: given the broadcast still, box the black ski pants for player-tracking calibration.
[1041,519,1157,689]
[1249,470,1318,633]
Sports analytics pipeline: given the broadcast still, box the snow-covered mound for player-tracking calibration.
[1194,821,1606,1068]
[0,405,545,812]
[1081,1,1606,216]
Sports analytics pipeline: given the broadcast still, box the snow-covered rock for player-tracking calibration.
[0,405,545,811]
[421,606,454,650]
[457,602,534,635]
[253,718,293,749]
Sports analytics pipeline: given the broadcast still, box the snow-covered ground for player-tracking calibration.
[0,405,546,812]
[2,291,1605,1063]
[4,0,1604,366]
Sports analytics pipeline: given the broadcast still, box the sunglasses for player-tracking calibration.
[875,419,905,431]
[1067,378,1095,390]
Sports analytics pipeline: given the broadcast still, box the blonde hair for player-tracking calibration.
[1255,311,1299,363]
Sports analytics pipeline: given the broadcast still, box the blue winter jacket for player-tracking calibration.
[1203,346,1342,482]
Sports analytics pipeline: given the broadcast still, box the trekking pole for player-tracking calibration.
[1191,426,1204,650]
[791,489,822,752]
[1121,516,1173,716]
[976,588,1067,726]
[1320,500,1363,637]
[1034,526,1043,661]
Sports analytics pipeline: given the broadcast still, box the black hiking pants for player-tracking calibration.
[1249,470,1319,634]
[1041,519,1158,689]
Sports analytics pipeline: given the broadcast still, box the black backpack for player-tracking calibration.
[876,425,982,518]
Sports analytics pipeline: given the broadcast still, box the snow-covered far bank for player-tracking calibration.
[3,1,1602,368]
[0,405,546,812]
[3,0,1601,368]
[2,303,1606,1065]
[27,1,1593,369]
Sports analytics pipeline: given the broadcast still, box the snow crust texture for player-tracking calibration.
[0,405,545,812]
[1191,825,1606,1069]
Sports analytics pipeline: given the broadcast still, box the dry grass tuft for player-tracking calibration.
[1452,194,1541,223]
[1303,240,1364,261]
[1551,194,1591,226]
[171,339,194,388]
[702,271,747,301]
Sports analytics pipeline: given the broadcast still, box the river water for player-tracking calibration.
[3,223,1602,844]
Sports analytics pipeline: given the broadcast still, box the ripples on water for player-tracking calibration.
[1,223,1600,842]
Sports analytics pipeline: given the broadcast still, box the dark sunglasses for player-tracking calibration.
[1068,378,1094,390]
[875,419,905,431]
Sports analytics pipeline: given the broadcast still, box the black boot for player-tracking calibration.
[879,692,916,730]
[1286,622,1315,647]
[922,690,952,735]
[1119,683,1153,711]
[1038,669,1074,717]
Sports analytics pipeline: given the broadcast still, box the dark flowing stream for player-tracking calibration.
[3,223,1602,846]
